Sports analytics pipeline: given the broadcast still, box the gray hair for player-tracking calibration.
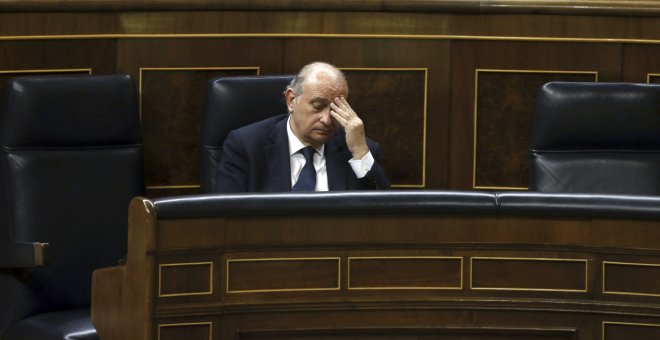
[287,61,349,99]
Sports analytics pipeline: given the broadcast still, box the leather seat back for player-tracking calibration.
[0,74,144,313]
[200,75,293,193]
[530,82,660,194]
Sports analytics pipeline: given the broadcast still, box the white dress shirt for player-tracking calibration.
[287,115,374,191]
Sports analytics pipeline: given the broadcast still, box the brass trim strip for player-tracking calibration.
[648,73,660,83]
[226,257,341,294]
[347,256,463,290]
[0,68,92,75]
[602,321,660,340]
[470,256,589,292]
[339,67,428,188]
[602,261,660,297]
[3,33,660,45]
[472,69,599,190]
[157,321,212,340]
[158,261,214,297]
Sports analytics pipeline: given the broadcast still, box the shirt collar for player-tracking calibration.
[286,115,324,156]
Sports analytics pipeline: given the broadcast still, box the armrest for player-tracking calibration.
[0,242,49,268]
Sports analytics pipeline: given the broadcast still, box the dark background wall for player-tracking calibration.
[1,0,660,197]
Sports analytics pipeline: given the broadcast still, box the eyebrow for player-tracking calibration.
[310,97,330,106]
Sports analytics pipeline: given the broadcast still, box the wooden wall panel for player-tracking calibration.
[140,67,259,196]
[449,41,623,190]
[0,40,117,75]
[341,69,426,187]
[0,12,118,35]
[348,257,462,289]
[115,38,284,196]
[603,261,660,298]
[0,39,117,122]
[603,321,660,340]
[4,10,656,40]
[474,70,596,189]
[237,326,577,339]
[157,321,212,340]
[471,257,587,292]
[227,257,340,293]
[0,10,659,195]
[622,44,660,83]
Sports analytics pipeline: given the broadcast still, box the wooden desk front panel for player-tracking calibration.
[146,215,660,340]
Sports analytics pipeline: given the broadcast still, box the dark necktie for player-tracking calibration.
[292,146,317,191]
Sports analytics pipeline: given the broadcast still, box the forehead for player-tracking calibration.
[301,70,346,99]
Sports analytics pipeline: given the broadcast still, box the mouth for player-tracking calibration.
[313,128,331,134]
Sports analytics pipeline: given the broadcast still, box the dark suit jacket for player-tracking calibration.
[215,114,390,192]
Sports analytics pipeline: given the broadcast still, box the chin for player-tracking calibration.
[308,135,330,146]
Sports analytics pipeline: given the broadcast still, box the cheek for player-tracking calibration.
[302,115,317,130]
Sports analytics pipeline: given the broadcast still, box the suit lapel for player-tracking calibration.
[265,117,292,191]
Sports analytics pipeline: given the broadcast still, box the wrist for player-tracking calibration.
[351,146,369,160]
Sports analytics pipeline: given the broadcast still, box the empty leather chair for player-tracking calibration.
[529,81,660,194]
[200,75,293,193]
[0,74,144,339]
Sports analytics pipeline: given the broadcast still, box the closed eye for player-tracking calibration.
[310,98,329,112]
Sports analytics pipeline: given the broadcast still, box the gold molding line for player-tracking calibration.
[347,256,463,290]
[648,73,660,83]
[602,321,660,340]
[158,261,214,297]
[226,257,341,294]
[157,321,212,340]
[3,33,660,45]
[0,68,92,75]
[602,261,660,297]
[470,256,589,292]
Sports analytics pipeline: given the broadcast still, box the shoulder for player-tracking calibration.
[229,114,288,138]
[239,114,288,130]
[233,114,287,135]
[224,114,288,153]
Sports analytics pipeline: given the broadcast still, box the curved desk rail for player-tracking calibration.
[92,191,660,339]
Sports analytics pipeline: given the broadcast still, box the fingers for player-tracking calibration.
[329,96,368,158]
[329,96,356,125]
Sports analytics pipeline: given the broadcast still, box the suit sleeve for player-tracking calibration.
[214,130,250,192]
[356,141,391,190]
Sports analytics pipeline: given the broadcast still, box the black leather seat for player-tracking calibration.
[0,74,144,340]
[529,81,660,194]
[200,75,294,193]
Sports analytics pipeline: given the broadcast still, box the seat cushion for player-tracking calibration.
[3,308,98,340]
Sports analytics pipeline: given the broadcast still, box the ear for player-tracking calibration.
[285,88,295,113]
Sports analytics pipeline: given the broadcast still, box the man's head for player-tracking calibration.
[286,62,349,147]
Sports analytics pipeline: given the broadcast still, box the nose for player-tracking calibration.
[319,107,333,125]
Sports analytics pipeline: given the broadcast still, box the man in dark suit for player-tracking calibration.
[215,61,390,192]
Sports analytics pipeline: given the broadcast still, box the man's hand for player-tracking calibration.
[330,96,369,159]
